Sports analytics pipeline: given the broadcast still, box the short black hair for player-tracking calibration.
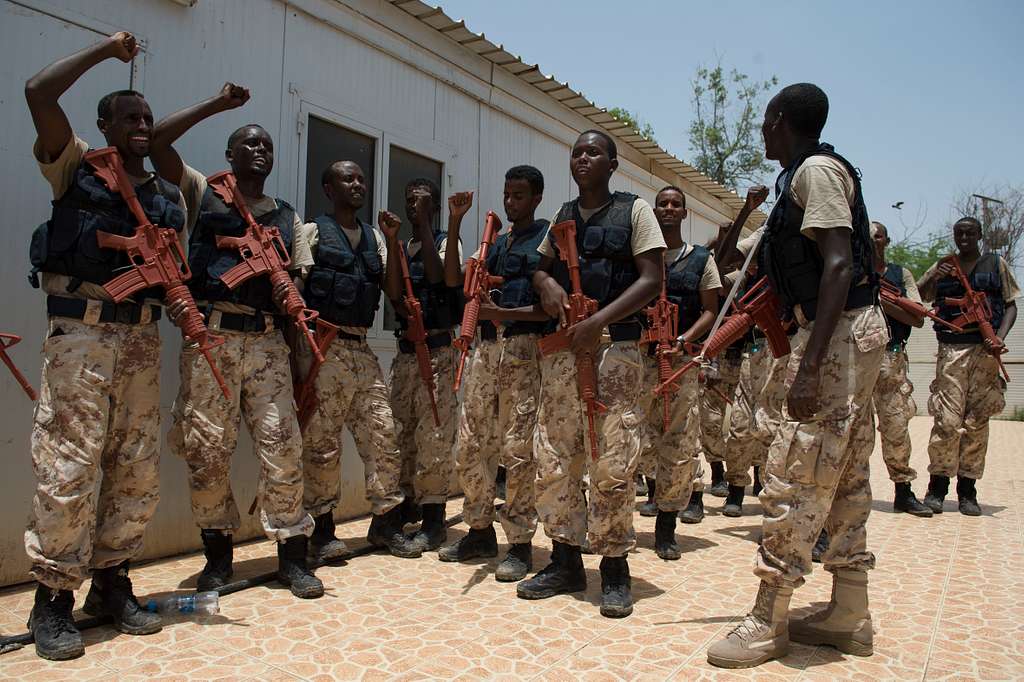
[954,216,982,231]
[656,185,686,207]
[505,165,544,195]
[227,124,269,152]
[406,177,441,206]
[321,160,360,187]
[771,83,829,138]
[577,129,617,160]
[97,89,144,121]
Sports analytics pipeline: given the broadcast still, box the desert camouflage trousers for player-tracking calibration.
[725,343,774,487]
[693,353,741,491]
[534,342,644,557]
[637,350,701,511]
[26,317,161,591]
[169,328,313,542]
[391,343,458,504]
[926,342,1006,480]
[873,349,918,483]
[455,334,540,544]
[756,305,886,588]
[300,337,404,517]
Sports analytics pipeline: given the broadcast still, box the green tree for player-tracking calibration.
[688,61,777,191]
[887,234,951,279]
[607,107,657,144]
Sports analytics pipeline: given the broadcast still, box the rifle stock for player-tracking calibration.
[84,147,229,399]
[295,318,340,430]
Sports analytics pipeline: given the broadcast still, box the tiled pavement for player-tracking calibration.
[1,416,1022,681]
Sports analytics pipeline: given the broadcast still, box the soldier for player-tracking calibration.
[438,165,550,581]
[518,130,666,618]
[22,31,171,660]
[151,86,323,599]
[917,217,1018,515]
[636,186,721,558]
[385,178,463,552]
[295,160,420,559]
[708,83,887,668]
[869,221,933,516]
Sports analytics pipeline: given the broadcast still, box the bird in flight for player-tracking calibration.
[891,201,904,209]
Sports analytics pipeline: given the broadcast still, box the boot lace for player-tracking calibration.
[727,612,768,641]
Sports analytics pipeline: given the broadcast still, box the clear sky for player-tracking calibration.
[437,0,1023,243]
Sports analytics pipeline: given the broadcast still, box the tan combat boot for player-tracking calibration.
[789,569,873,656]
[707,581,792,668]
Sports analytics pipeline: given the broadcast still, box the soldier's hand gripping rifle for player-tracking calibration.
[536,221,607,461]
[640,265,678,431]
[294,318,340,430]
[654,276,790,397]
[84,147,229,399]
[878,279,964,333]
[453,211,504,392]
[397,240,441,427]
[206,170,325,364]
[0,333,37,400]
[939,255,1010,381]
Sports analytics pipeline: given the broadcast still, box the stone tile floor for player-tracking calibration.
[1,416,1022,681]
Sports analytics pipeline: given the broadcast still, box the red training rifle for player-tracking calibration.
[452,211,504,391]
[939,255,1010,381]
[397,241,441,427]
[640,260,679,431]
[878,279,963,333]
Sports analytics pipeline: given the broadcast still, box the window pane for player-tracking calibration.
[383,144,443,332]
[303,115,375,223]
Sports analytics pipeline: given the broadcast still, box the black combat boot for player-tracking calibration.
[438,525,498,562]
[753,466,764,497]
[638,478,658,517]
[893,482,933,517]
[811,529,829,563]
[83,561,162,635]
[723,485,745,518]
[956,477,981,516]
[277,536,325,599]
[923,474,950,514]
[635,474,649,497]
[599,555,633,618]
[709,461,728,497]
[309,511,348,563]
[679,490,705,524]
[367,505,422,558]
[196,529,233,591]
[495,543,532,582]
[516,541,586,599]
[408,503,447,552]
[399,496,422,525]
[28,584,83,661]
[496,466,507,500]
[654,510,681,561]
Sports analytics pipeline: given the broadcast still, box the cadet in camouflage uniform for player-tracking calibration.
[386,178,462,553]
[152,87,322,599]
[439,166,550,582]
[635,186,720,558]
[518,130,666,618]
[709,84,886,669]
[296,160,420,560]
[917,217,1018,516]
[22,32,169,660]
[695,351,741,496]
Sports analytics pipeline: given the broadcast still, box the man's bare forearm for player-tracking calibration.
[152,96,231,185]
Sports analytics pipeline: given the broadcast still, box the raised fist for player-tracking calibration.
[108,31,139,63]
[219,82,250,109]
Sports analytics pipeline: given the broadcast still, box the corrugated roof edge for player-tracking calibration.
[387,0,767,231]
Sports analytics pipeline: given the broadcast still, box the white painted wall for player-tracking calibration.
[0,0,740,587]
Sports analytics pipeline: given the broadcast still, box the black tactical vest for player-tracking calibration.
[303,215,383,328]
[187,186,295,311]
[665,244,711,336]
[882,262,913,346]
[759,144,875,321]
[29,159,184,299]
[550,192,639,315]
[481,219,549,338]
[934,253,1005,345]
[397,231,461,333]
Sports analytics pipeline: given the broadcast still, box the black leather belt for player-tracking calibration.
[609,322,642,343]
[335,330,365,342]
[207,310,284,333]
[798,284,876,323]
[480,323,499,342]
[47,295,161,325]
[398,332,452,354]
[724,346,744,361]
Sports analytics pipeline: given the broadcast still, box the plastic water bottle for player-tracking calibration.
[145,591,219,616]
